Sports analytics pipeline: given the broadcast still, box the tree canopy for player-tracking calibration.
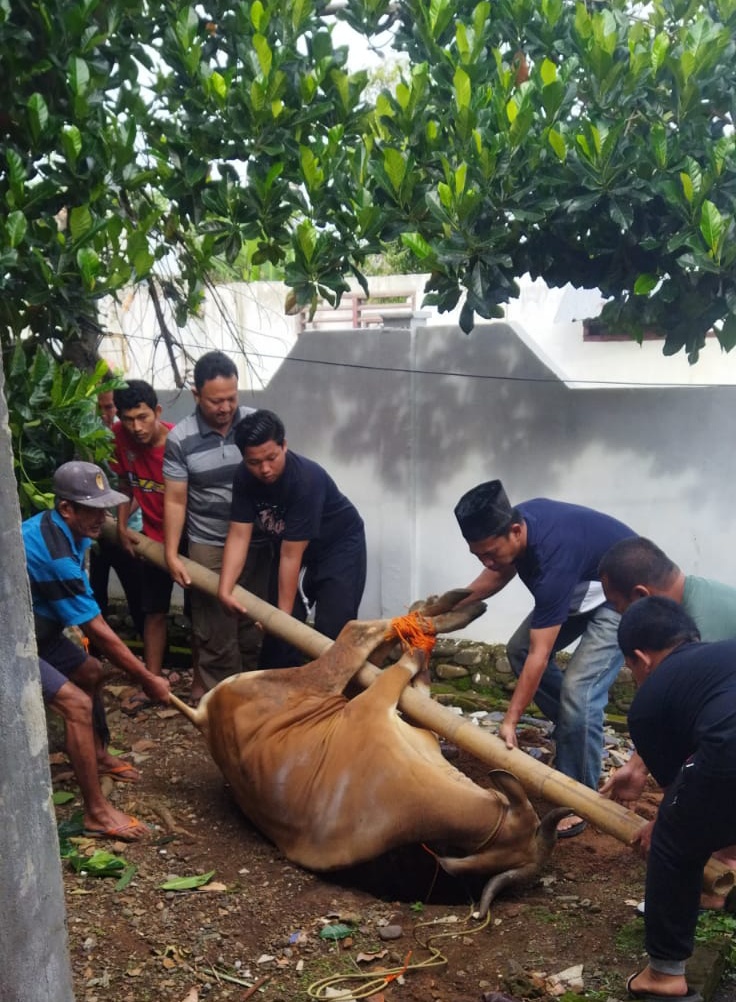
[3,0,736,365]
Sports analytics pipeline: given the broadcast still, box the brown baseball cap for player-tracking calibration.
[52,461,128,508]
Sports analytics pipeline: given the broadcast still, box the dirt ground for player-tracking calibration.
[54,669,664,1002]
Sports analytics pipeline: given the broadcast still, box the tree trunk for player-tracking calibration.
[105,521,734,897]
[0,358,75,1000]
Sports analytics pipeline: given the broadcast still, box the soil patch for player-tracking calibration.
[55,671,663,1002]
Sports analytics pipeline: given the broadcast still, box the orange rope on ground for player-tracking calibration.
[388,612,437,654]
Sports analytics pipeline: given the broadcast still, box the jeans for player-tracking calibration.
[507,603,623,789]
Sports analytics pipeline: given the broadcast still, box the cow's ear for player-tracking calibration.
[486,769,528,808]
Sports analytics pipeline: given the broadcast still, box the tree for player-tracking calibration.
[3,0,736,366]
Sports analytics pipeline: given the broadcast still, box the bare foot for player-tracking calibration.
[627,965,689,998]
[557,814,587,838]
[83,806,147,841]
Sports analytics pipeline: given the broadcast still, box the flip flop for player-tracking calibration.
[626,970,703,1002]
[83,816,148,842]
[99,761,141,783]
[557,819,587,840]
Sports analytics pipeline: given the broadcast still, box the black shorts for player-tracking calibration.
[37,633,88,701]
[140,561,175,615]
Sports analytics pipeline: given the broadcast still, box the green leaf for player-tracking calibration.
[61,125,83,167]
[319,923,354,941]
[68,56,90,96]
[70,850,127,877]
[634,273,658,295]
[159,870,215,891]
[453,67,471,111]
[252,34,272,77]
[401,231,433,259]
[250,0,267,31]
[27,92,49,142]
[651,33,669,75]
[77,247,100,288]
[5,210,27,248]
[69,205,93,242]
[114,863,138,892]
[680,172,694,204]
[548,129,567,161]
[540,58,557,86]
[700,200,725,255]
[52,790,76,805]
[382,147,406,194]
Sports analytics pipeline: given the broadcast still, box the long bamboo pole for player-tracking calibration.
[103,522,734,896]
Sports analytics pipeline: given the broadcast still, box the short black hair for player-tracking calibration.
[193,351,238,390]
[599,537,677,594]
[113,379,158,414]
[617,596,700,657]
[234,409,285,453]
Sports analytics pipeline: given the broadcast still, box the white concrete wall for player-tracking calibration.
[157,321,736,645]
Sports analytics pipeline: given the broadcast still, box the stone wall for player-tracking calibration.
[429,636,635,728]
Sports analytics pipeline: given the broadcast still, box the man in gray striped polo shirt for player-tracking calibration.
[163,351,271,700]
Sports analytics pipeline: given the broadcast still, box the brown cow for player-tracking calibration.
[173,591,568,916]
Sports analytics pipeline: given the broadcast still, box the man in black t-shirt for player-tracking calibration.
[614,596,736,1002]
[218,410,367,667]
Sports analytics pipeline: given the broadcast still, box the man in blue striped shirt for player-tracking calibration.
[23,461,170,841]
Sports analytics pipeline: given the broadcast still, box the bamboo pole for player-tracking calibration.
[103,521,734,896]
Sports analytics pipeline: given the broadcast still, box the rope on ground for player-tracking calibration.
[306,908,491,999]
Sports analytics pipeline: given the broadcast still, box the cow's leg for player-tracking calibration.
[348,645,427,712]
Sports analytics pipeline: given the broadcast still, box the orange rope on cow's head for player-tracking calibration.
[387,612,437,655]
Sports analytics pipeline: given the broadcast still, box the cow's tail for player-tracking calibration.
[169,692,204,728]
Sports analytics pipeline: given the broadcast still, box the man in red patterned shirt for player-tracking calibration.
[111,380,176,709]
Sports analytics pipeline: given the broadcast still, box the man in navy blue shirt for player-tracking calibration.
[23,461,170,840]
[615,597,736,1002]
[454,480,636,835]
[219,410,366,668]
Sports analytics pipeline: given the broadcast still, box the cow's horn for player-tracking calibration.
[475,862,537,919]
[539,807,576,856]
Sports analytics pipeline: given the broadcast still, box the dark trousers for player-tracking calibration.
[89,536,145,638]
[259,530,367,669]
[645,765,736,962]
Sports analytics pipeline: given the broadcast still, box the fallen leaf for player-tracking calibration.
[125,967,143,977]
[157,708,180,719]
[131,739,157,753]
[162,957,177,970]
[49,752,68,765]
[179,990,199,1002]
[197,881,228,892]
[356,950,388,964]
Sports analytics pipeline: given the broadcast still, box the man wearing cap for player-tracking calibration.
[22,461,170,841]
[454,480,636,835]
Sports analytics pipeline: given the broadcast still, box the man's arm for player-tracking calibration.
[218,521,254,615]
[461,565,518,604]
[81,615,170,703]
[499,624,560,748]
[115,485,138,558]
[163,477,191,586]
[277,540,309,616]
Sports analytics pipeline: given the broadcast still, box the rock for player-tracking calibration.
[453,648,484,667]
[434,663,470,680]
[377,924,403,941]
[494,654,513,675]
[544,963,584,995]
